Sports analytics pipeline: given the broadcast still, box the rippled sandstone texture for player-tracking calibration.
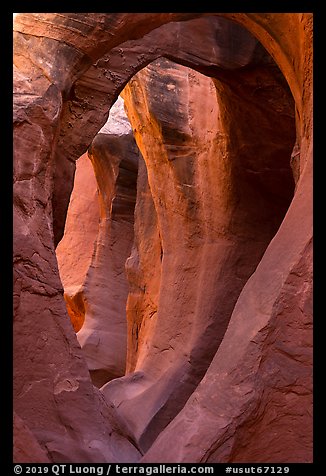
[13,13,312,463]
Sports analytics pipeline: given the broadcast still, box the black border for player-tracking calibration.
[2,9,14,473]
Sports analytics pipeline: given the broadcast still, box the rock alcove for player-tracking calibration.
[13,13,313,464]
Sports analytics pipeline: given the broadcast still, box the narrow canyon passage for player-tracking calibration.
[13,13,313,464]
[57,48,296,454]
[56,97,139,387]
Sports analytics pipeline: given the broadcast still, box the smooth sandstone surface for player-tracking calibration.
[13,13,312,463]
[56,152,99,332]
[101,53,297,454]
[56,98,139,386]
[77,132,139,387]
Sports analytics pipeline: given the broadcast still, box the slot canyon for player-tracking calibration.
[13,13,313,464]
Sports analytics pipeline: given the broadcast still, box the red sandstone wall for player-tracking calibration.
[13,13,313,463]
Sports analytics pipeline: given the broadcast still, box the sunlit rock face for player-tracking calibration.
[56,152,99,332]
[98,96,132,135]
[13,12,312,463]
[57,97,139,387]
[56,97,133,334]
[76,132,139,387]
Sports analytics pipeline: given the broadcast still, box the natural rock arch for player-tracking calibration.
[13,13,312,463]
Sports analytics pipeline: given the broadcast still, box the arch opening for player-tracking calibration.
[55,19,296,451]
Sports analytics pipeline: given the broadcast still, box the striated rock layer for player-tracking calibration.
[13,13,312,463]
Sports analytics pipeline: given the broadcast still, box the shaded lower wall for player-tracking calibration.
[13,412,51,463]
[142,157,312,463]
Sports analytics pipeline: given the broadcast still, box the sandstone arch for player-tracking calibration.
[13,13,312,463]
